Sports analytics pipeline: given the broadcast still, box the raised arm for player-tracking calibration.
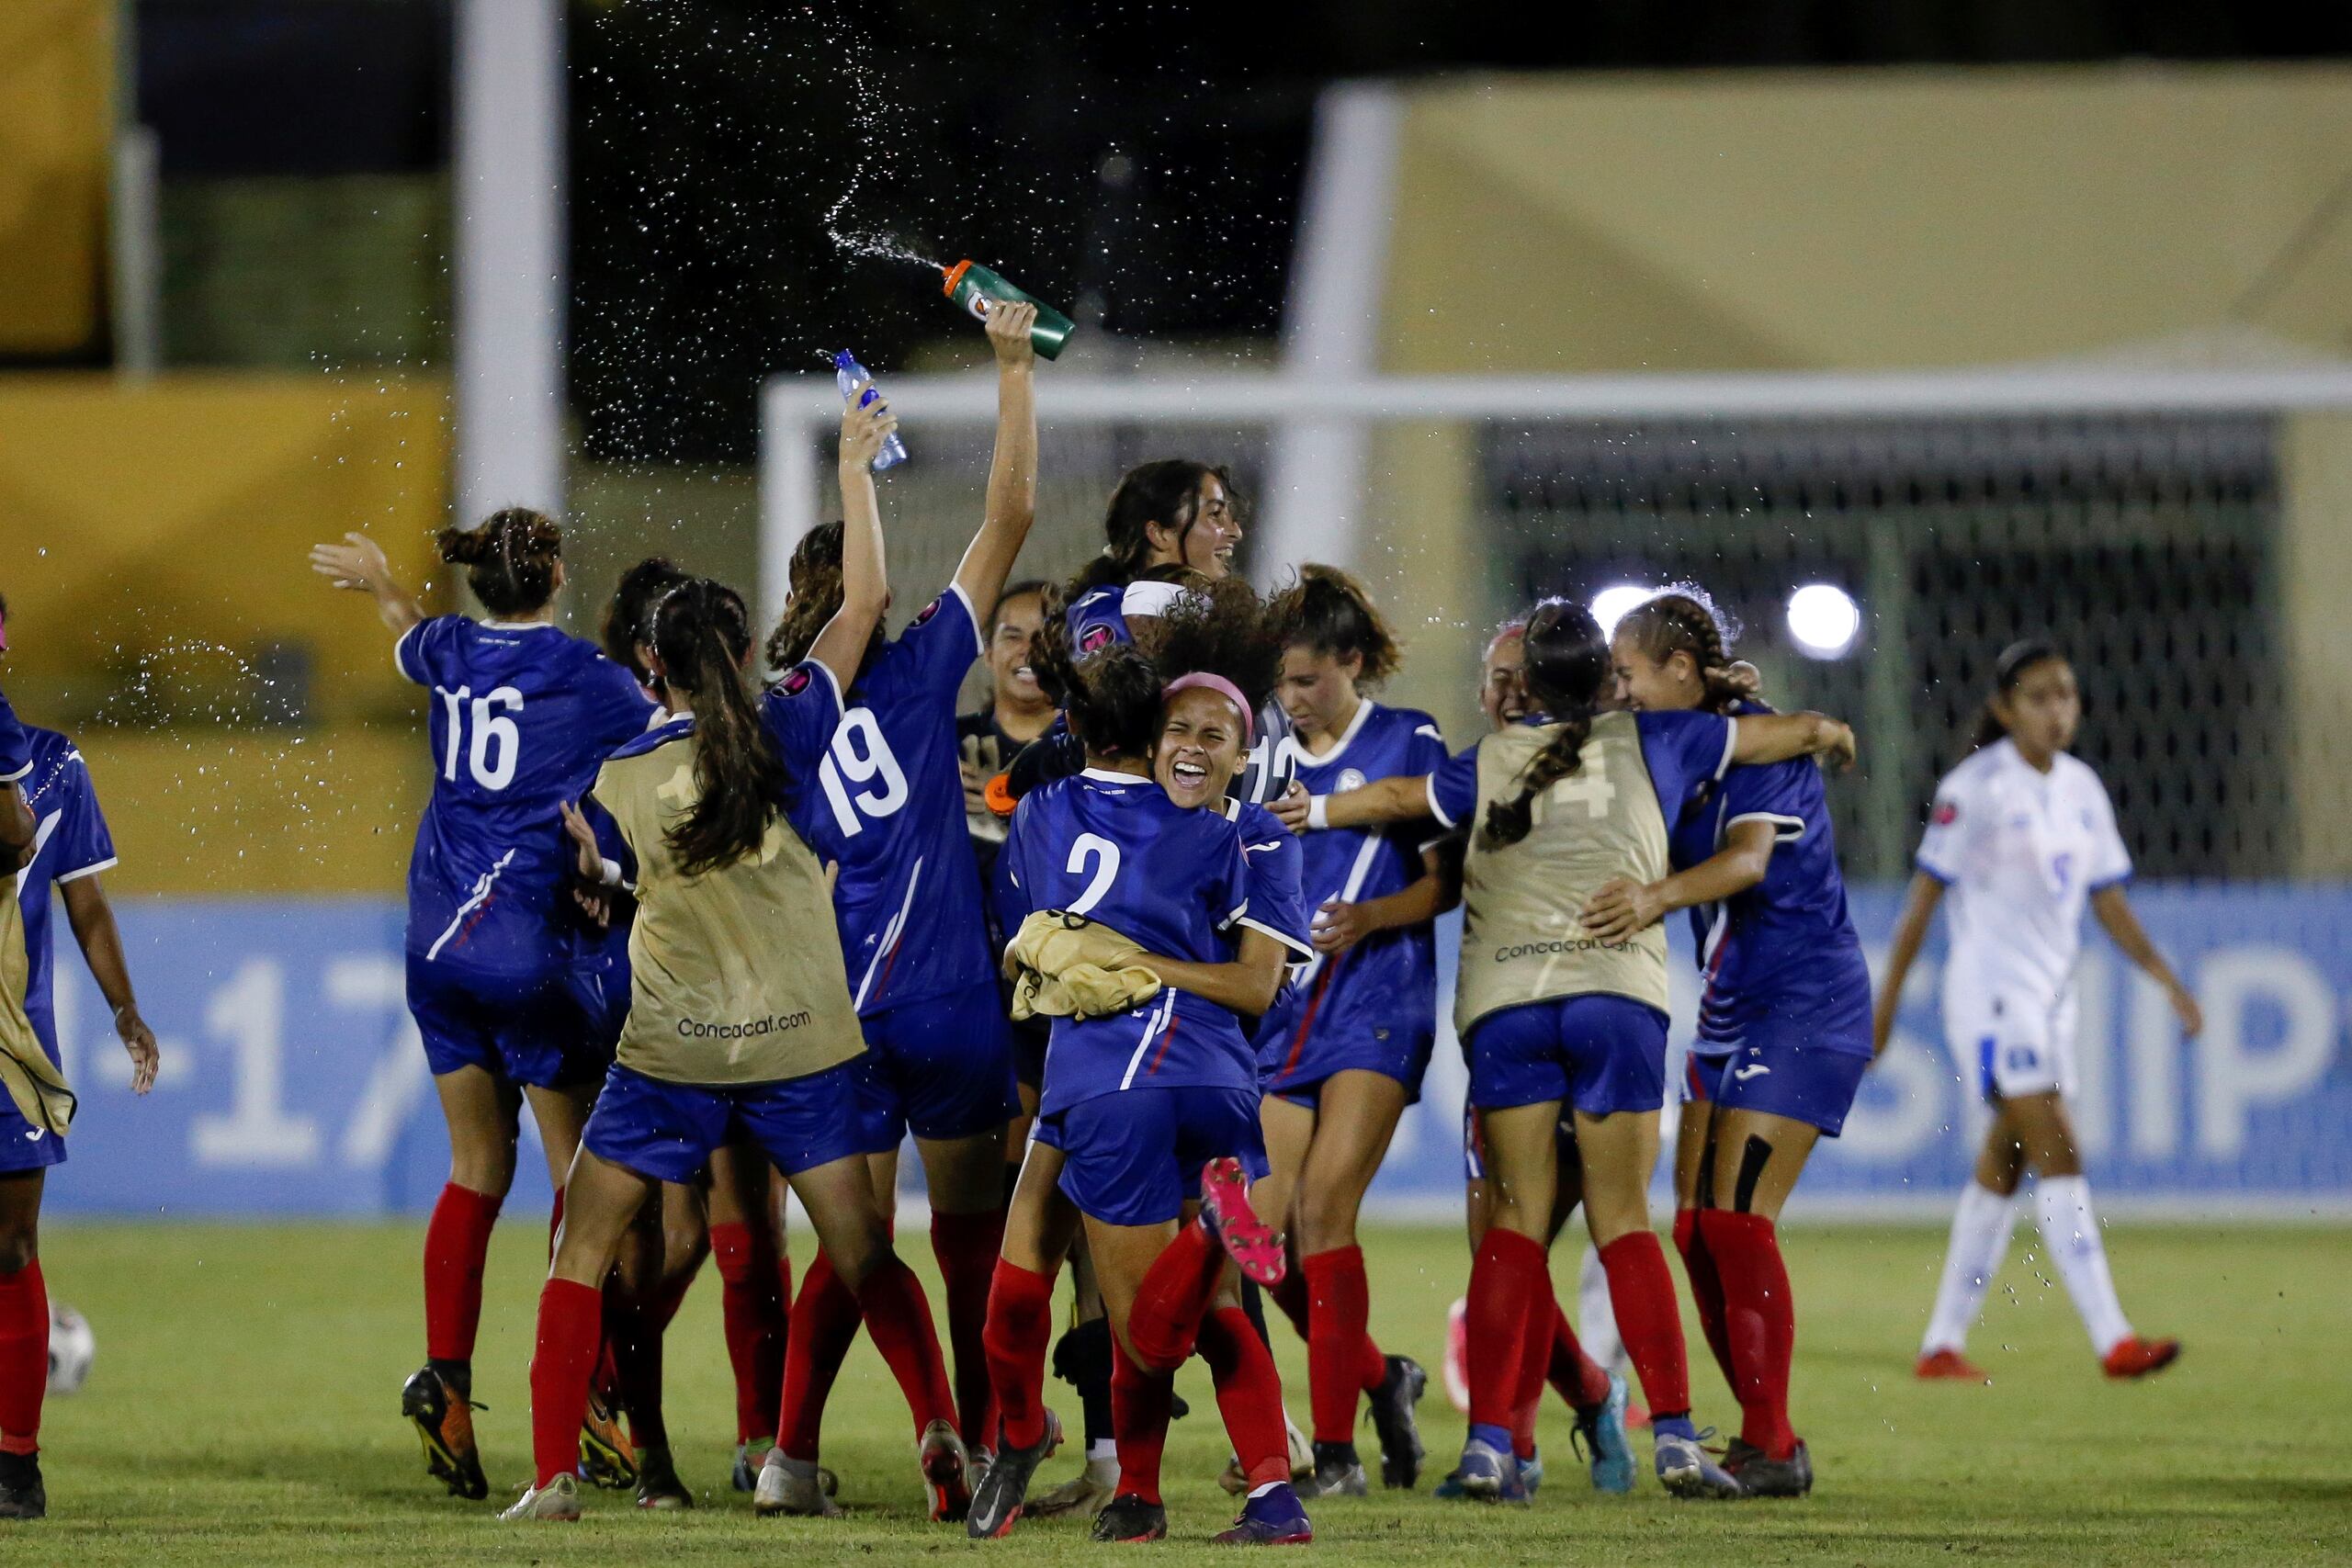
[61,876,158,1093]
[951,300,1040,615]
[1581,818,1776,943]
[1871,871,1946,1059]
[806,393,897,689]
[309,531,424,635]
[1730,711,1856,771]
[2091,885,2202,1036]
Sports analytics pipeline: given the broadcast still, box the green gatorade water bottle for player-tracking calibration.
[942,260,1075,360]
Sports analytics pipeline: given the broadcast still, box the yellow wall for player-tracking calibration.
[0,0,109,355]
[1,374,450,893]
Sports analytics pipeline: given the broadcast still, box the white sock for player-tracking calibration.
[1922,1180,2023,1355]
[2034,1175,2132,1357]
[1576,1243,1625,1373]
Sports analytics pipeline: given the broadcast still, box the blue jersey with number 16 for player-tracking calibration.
[785,585,996,1017]
[397,617,656,977]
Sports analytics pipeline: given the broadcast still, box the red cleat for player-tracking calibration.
[2101,1335,2181,1380]
[1914,1348,1988,1382]
[1199,1157,1285,1287]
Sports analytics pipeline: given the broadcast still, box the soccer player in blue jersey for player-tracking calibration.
[752,301,1041,1516]
[1061,460,1243,655]
[1248,567,1442,1496]
[0,608,158,1520]
[1577,589,1874,1498]
[1309,598,1856,1504]
[310,509,658,1500]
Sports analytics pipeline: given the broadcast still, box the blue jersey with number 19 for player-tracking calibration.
[1001,769,1291,1117]
[396,617,656,976]
[784,585,996,1016]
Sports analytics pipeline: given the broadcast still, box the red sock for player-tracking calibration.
[1109,1338,1172,1505]
[1198,1305,1289,1489]
[777,1251,865,1461]
[1268,1264,1312,1341]
[849,1251,959,1438]
[932,1208,1007,1450]
[0,1261,48,1456]
[423,1183,503,1364]
[1598,1232,1690,1420]
[1302,1246,1380,1443]
[1547,1300,1613,1411]
[983,1258,1057,1450]
[1699,1209,1798,1459]
[1671,1208,1736,1392]
[1125,1220,1226,1372]
[1507,1265,1556,1459]
[1464,1228,1547,1431]
[711,1220,789,1443]
[529,1278,603,1486]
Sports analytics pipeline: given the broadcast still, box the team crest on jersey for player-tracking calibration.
[1335,768,1365,794]
[780,667,812,696]
[1080,625,1114,653]
[1932,799,1959,826]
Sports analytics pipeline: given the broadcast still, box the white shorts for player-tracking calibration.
[1944,985,2078,1102]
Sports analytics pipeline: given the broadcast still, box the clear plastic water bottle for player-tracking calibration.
[831,349,908,471]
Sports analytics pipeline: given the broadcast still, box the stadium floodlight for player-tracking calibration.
[1589,585,1654,638]
[1787,583,1862,659]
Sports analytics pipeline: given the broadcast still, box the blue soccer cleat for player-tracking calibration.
[1449,1438,1527,1505]
[1213,1481,1314,1544]
[1654,1429,1743,1500]
[1574,1372,1636,1495]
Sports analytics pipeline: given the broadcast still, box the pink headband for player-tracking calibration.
[1162,672,1254,746]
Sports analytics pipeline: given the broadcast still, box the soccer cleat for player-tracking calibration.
[1199,1158,1285,1287]
[0,1450,44,1520]
[921,1417,973,1523]
[1286,1410,1315,1481]
[755,1454,842,1518]
[499,1472,582,1522]
[1724,1437,1813,1498]
[1655,1430,1743,1500]
[1028,1454,1118,1518]
[1090,1492,1169,1542]
[578,1389,637,1490]
[1447,1438,1525,1505]
[967,1408,1061,1540]
[1366,1353,1428,1489]
[1442,1297,1471,1414]
[968,1445,995,1494]
[400,1365,488,1501]
[1213,1481,1314,1545]
[731,1440,763,1494]
[1305,1440,1368,1497]
[634,1443,694,1510]
[2102,1336,2181,1380]
[1915,1348,1988,1382]
[1519,1450,1544,1495]
[1571,1371,1636,1495]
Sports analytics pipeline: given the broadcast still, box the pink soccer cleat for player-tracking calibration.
[1199,1157,1286,1286]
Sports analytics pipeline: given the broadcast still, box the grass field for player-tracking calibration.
[8,1220,2348,1565]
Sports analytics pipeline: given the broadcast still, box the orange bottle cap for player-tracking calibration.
[984,771,1017,818]
[943,259,972,297]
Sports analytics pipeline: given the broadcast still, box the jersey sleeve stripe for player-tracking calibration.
[807,660,846,718]
[944,581,986,659]
[0,761,28,784]
[392,621,424,684]
[1713,716,1739,781]
[2086,870,2133,892]
[1235,914,1315,961]
[52,855,119,885]
[1916,854,1958,885]
[1726,810,1805,844]
[1425,775,1457,829]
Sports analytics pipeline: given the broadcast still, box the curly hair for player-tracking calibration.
[1266,564,1400,685]
[1148,575,1281,713]
[1614,588,1759,715]
[1481,597,1611,850]
[1067,459,1241,596]
[437,508,562,618]
[762,519,886,677]
[651,579,786,876]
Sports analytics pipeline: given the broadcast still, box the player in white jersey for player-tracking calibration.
[1876,640,2199,1382]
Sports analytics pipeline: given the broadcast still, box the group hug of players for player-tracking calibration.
[0,298,2194,1530]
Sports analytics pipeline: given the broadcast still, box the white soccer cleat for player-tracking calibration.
[755,1453,842,1518]
[499,1472,581,1522]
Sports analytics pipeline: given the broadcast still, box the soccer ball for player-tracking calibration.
[47,1302,95,1396]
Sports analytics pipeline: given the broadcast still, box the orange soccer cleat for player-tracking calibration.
[1914,1348,1989,1382]
[2101,1336,2182,1380]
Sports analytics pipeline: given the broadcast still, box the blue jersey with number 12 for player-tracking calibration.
[785,585,995,1017]
[1001,770,1299,1117]
[397,617,656,977]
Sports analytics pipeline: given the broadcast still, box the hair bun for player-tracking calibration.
[435,525,496,565]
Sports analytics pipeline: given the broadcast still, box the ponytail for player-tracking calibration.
[1970,637,2064,754]
[438,507,562,618]
[1615,588,1757,714]
[652,580,786,876]
[602,556,688,685]
[1480,598,1610,850]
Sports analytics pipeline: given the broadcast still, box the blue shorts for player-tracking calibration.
[582,1060,867,1184]
[851,984,1022,1154]
[1260,1019,1435,1109]
[408,954,606,1089]
[1011,1017,1049,1093]
[0,1091,67,1175]
[1685,1032,1872,1138]
[1052,1084,1269,1228]
[1464,994,1669,1117]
